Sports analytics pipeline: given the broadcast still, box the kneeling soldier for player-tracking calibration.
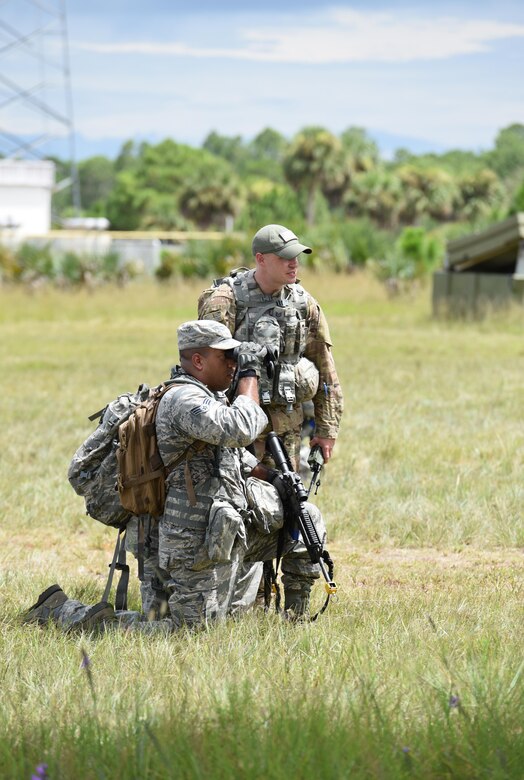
[24,321,325,631]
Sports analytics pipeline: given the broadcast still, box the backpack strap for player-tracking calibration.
[166,440,208,506]
[136,515,145,583]
[160,381,212,506]
[114,541,130,611]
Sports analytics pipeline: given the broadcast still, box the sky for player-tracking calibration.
[2,0,524,160]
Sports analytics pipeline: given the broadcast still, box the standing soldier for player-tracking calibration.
[198,224,344,606]
[198,224,344,470]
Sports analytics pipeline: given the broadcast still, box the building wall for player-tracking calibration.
[433,271,524,317]
[0,160,55,236]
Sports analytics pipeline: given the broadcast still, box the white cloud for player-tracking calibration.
[75,7,524,64]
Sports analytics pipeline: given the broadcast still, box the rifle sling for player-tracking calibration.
[103,528,130,610]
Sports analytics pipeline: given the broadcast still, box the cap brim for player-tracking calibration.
[278,242,312,260]
[208,337,242,350]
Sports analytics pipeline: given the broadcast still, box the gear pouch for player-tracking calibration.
[282,309,304,356]
[252,314,281,356]
[277,361,296,406]
[252,314,280,402]
[205,499,247,564]
[245,477,284,535]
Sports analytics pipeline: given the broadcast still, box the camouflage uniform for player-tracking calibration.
[155,367,323,627]
[198,268,343,469]
[124,517,169,618]
[155,367,267,628]
[24,316,326,632]
[24,482,324,631]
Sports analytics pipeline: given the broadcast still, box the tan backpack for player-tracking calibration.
[116,382,179,517]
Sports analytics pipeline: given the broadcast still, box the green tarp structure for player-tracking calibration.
[433,213,524,316]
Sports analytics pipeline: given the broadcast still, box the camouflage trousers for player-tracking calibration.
[158,479,325,627]
[36,499,325,634]
[228,516,323,615]
[158,515,234,629]
[33,595,173,634]
[42,482,325,633]
[125,516,169,618]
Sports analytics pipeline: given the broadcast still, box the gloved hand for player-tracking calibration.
[266,468,288,504]
[236,342,268,378]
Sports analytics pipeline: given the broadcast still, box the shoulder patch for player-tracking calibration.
[190,397,213,417]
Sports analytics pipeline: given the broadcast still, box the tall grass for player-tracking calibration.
[1,272,524,778]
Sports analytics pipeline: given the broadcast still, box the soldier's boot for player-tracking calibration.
[143,575,170,620]
[145,597,170,621]
[23,584,68,625]
[63,602,115,633]
[257,561,274,610]
[283,586,311,620]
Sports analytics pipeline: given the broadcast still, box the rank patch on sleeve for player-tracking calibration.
[190,397,213,416]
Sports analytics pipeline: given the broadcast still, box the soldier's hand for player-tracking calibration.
[310,436,336,462]
[236,342,268,378]
[266,469,288,505]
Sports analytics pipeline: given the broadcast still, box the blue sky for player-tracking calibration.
[3,0,524,159]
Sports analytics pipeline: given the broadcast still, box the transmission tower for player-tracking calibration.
[0,0,81,210]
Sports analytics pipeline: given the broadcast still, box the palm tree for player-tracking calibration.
[396,165,457,224]
[455,170,506,222]
[283,126,349,225]
[340,126,380,173]
[344,168,403,229]
[179,162,243,229]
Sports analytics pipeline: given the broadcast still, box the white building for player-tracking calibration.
[0,159,55,237]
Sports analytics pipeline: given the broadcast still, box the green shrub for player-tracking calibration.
[0,243,137,288]
[237,181,305,233]
[301,226,351,272]
[396,226,442,274]
[338,218,392,266]
[155,250,179,281]
[0,244,20,282]
[59,251,99,285]
[369,226,444,292]
[16,242,56,282]
[302,219,391,272]
[156,235,251,281]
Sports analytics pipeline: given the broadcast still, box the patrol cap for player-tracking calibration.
[178,320,241,352]
[252,224,312,260]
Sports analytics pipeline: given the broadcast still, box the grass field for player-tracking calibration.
[1,272,524,779]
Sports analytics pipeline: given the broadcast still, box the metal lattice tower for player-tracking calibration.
[0,0,80,209]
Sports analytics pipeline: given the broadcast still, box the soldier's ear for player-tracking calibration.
[192,352,205,371]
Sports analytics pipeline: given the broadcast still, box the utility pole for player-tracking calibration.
[0,0,81,212]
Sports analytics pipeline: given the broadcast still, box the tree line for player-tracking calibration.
[52,123,524,236]
[3,123,522,289]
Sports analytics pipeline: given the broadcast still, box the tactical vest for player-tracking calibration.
[223,269,311,411]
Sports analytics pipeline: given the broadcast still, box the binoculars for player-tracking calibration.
[224,345,278,378]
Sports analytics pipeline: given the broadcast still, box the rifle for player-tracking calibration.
[306,444,324,498]
[266,432,337,617]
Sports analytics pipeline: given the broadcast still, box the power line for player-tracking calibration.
[0,0,81,210]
